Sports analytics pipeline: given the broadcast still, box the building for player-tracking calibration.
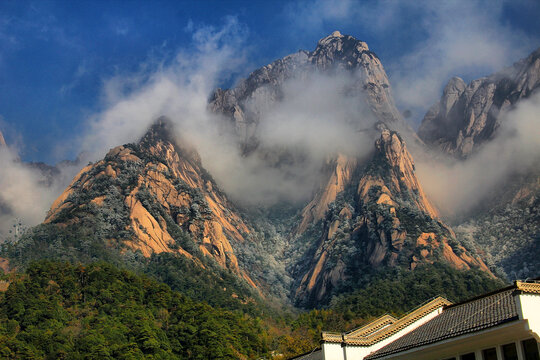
[292,280,540,360]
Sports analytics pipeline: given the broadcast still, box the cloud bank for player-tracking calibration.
[1,1,538,236]
[81,18,376,206]
[0,146,81,238]
[416,92,540,218]
[286,0,538,124]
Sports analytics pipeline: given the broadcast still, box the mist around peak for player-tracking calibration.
[415,92,540,219]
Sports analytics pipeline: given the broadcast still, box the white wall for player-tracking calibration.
[322,342,344,360]
[516,293,540,341]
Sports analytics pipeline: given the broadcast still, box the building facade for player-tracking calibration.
[292,281,540,360]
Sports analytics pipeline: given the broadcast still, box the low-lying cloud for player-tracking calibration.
[416,92,540,218]
[196,73,376,205]
[1,3,539,236]
[0,146,81,238]
[81,19,377,206]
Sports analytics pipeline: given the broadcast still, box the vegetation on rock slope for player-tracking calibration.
[0,261,269,359]
[0,261,503,360]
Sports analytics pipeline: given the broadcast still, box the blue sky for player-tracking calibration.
[0,0,539,163]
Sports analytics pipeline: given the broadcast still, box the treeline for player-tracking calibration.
[0,261,269,359]
[273,263,505,358]
[0,261,506,359]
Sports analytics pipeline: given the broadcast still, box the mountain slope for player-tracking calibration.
[455,169,540,279]
[1,33,506,313]
[290,129,490,306]
[0,261,269,359]
[43,118,257,288]
[418,48,540,157]
[417,47,540,280]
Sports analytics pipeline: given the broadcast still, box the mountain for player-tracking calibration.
[289,128,490,306]
[209,32,492,306]
[1,32,500,314]
[0,130,5,147]
[418,48,540,158]
[454,167,540,279]
[210,31,410,153]
[42,117,257,289]
[416,47,540,280]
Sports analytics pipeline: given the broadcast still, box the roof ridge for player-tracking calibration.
[444,280,540,310]
[344,297,450,346]
[345,314,397,338]
[515,280,540,294]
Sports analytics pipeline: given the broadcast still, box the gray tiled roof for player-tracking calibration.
[365,288,519,359]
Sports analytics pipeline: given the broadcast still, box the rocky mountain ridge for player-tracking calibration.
[418,47,540,157]
[210,31,407,153]
[44,118,257,288]
[290,128,489,306]
[1,32,510,310]
[416,46,540,281]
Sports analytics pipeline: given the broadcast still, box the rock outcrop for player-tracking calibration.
[45,118,257,288]
[0,130,6,147]
[210,31,407,152]
[292,129,490,306]
[418,48,540,157]
[294,154,358,236]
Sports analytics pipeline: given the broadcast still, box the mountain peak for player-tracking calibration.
[292,129,491,306]
[140,116,176,144]
[419,47,540,157]
[0,129,6,147]
[315,30,369,52]
[443,77,466,95]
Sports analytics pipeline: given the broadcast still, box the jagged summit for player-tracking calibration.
[210,32,403,151]
[141,116,176,143]
[316,30,367,48]
[291,128,489,306]
[419,47,540,157]
[312,31,371,69]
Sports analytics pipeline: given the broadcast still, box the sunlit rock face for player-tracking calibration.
[419,48,540,158]
[23,33,505,309]
[210,31,407,153]
[291,129,490,307]
[45,117,258,288]
[0,130,6,147]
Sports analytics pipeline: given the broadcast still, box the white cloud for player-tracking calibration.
[78,16,376,206]
[285,0,538,126]
[0,146,81,237]
[416,92,540,217]
[388,0,537,121]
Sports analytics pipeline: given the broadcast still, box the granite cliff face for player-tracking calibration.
[210,31,406,152]
[418,48,540,157]
[455,170,540,280]
[45,118,257,288]
[291,129,489,306]
[3,32,505,310]
[416,47,540,280]
[294,154,358,236]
